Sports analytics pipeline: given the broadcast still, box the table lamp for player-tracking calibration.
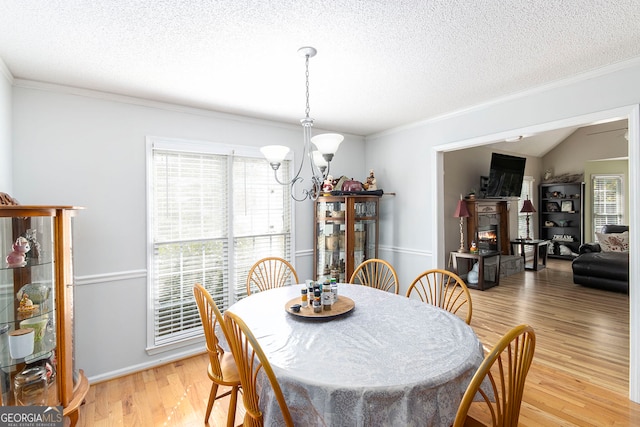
[453,195,471,252]
[520,195,536,240]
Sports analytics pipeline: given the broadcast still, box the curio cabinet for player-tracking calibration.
[0,205,88,425]
[313,195,380,282]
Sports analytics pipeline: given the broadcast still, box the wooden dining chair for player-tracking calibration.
[246,256,299,296]
[453,324,536,427]
[224,310,294,427]
[192,284,241,426]
[349,258,399,294]
[405,268,473,324]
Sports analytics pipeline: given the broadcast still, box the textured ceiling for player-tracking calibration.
[1,1,640,137]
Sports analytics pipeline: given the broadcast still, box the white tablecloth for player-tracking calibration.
[227,284,484,427]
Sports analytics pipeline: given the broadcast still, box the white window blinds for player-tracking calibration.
[592,174,624,237]
[147,138,292,350]
[231,156,292,302]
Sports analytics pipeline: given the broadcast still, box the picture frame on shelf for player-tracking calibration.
[546,201,560,212]
[561,200,573,212]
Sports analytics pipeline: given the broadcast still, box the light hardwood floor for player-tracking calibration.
[76,260,640,426]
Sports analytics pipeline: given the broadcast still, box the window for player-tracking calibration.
[146,137,292,352]
[592,174,624,238]
[517,176,535,240]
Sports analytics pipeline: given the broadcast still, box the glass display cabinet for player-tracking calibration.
[314,195,380,282]
[0,206,88,425]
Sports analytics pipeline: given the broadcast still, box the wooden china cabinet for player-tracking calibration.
[313,195,380,282]
[0,205,88,426]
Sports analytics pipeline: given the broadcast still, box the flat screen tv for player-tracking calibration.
[485,153,526,198]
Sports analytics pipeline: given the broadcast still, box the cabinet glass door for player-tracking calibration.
[354,199,377,267]
[0,215,57,406]
[316,200,346,282]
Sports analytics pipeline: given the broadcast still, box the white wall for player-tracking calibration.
[10,82,365,380]
[365,58,640,402]
[0,59,12,192]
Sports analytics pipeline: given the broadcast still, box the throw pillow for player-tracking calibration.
[596,231,629,252]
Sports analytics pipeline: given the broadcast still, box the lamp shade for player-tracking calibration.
[260,145,290,164]
[311,150,328,168]
[311,133,344,155]
[453,199,471,218]
[520,197,536,213]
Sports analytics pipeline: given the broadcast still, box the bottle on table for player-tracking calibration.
[322,280,332,311]
[330,278,338,303]
[313,289,322,313]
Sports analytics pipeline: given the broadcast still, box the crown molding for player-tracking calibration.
[0,57,14,84]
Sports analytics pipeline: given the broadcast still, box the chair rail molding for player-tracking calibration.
[74,269,147,286]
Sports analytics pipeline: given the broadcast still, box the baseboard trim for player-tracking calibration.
[87,348,205,384]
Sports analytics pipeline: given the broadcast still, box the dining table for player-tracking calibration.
[226,283,485,427]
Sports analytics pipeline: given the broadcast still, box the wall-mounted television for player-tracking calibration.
[485,153,526,198]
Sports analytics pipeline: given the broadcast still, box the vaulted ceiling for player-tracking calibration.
[1,1,639,139]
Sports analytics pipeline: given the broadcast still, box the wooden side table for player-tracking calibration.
[510,239,550,271]
[450,250,501,291]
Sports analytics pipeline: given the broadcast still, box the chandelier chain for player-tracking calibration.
[305,54,310,119]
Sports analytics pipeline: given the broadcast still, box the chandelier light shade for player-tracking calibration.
[520,195,536,240]
[311,133,344,162]
[453,195,471,253]
[261,46,343,201]
[311,150,328,172]
[260,145,290,167]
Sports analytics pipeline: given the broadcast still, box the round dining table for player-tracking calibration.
[227,283,484,427]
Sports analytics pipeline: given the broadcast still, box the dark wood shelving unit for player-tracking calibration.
[539,182,585,259]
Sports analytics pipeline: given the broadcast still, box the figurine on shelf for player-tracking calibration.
[6,250,26,267]
[17,292,39,317]
[363,169,377,191]
[6,237,30,267]
[322,175,334,193]
[24,229,41,259]
[14,236,30,254]
[470,241,478,253]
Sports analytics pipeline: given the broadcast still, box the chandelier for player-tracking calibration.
[260,47,344,201]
